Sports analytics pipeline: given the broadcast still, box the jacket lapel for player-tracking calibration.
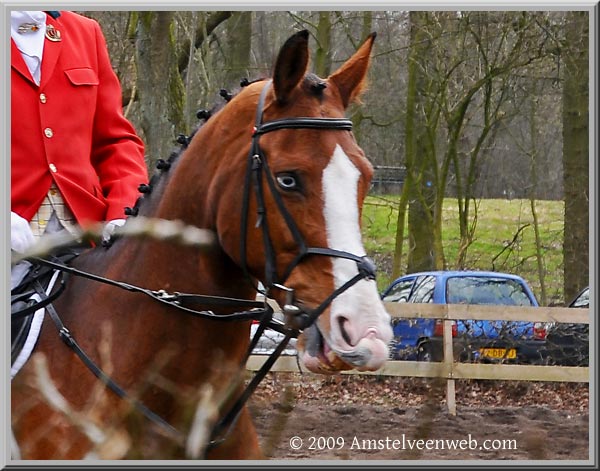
[39,15,63,89]
[11,40,35,84]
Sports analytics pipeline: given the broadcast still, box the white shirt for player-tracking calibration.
[10,11,47,85]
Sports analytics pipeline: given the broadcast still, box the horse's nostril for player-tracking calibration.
[338,316,354,346]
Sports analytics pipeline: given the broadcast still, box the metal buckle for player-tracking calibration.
[272,283,310,330]
[152,289,180,304]
[357,256,377,280]
[59,327,75,347]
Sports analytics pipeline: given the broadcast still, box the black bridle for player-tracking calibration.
[240,80,377,331]
[17,79,378,455]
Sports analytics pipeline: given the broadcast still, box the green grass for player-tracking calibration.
[361,195,565,305]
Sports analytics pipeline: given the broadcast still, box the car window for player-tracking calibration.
[383,278,414,303]
[446,276,534,306]
[570,287,589,308]
[410,275,436,303]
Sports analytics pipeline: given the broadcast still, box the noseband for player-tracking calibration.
[240,81,377,331]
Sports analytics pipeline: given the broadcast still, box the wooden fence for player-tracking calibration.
[247,303,590,414]
[370,165,406,194]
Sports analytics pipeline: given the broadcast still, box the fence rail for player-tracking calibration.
[370,165,405,194]
[247,302,590,414]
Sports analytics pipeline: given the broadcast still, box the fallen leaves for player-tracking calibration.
[250,372,588,412]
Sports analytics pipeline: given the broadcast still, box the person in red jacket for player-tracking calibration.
[11,10,148,266]
[11,10,149,288]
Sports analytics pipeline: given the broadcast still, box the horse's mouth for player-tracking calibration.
[297,323,359,374]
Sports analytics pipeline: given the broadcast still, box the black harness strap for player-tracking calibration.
[239,80,377,329]
[11,279,66,320]
[32,279,185,445]
[31,256,273,322]
[207,330,295,450]
[25,264,295,450]
[254,117,353,135]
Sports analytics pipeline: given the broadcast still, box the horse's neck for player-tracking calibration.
[81,168,248,300]
[84,102,256,298]
[76,231,251,302]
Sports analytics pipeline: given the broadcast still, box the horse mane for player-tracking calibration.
[116,72,329,237]
[118,78,267,231]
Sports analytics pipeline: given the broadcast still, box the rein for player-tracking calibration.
[31,256,274,322]
[27,255,290,449]
[22,79,378,455]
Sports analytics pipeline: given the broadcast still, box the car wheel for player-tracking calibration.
[417,342,441,362]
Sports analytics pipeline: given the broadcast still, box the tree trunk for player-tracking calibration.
[392,182,410,279]
[526,86,548,306]
[562,11,589,302]
[224,12,252,89]
[314,12,332,77]
[177,11,233,75]
[361,11,373,43]
[405,11,436,273]
[135,12,186,165]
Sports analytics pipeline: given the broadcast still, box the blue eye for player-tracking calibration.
[276,173,300,191]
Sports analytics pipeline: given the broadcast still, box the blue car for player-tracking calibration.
[381,271,545,363]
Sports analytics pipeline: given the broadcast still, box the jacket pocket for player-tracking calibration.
[64,68,99,86]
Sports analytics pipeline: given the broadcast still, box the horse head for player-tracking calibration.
[188,30,392,374]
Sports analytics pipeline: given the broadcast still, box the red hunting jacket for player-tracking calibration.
[11,11,148,227]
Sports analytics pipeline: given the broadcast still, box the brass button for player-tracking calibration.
[40,93,47,104]
[44,128,53,138]
[49,163,57,173]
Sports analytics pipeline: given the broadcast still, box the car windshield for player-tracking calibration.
[382,278,414,303]
[570,287,589,308]
[446,276,534,306]
[411,275,436,303]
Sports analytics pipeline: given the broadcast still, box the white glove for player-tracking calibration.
[102,218,126,243]
[11,211,35,253]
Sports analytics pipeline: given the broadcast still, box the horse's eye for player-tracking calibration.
[276,173,300,191]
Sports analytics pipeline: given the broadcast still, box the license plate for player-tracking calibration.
[479,348,517,359]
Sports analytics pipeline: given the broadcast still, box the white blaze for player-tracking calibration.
[321,145,391,358]
[322,144,365,284]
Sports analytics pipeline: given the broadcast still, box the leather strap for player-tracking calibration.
[11,279,66,319]
[31,256,274,322]
[32,280,185,445]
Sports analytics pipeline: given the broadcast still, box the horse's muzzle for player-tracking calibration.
[298,322,390,374]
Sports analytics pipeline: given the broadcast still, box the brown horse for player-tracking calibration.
[11,30,393,460]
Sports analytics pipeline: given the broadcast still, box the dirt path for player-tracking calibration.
[248,374,589,461]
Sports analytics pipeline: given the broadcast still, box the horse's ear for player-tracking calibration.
[273,30,310,104]
[328,32,376,109]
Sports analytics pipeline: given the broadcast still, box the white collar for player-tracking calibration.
[11,11,47,85]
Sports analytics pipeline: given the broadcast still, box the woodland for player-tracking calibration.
[82,10,590,302]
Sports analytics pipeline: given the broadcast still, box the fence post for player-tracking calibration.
[443,316,457,416]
